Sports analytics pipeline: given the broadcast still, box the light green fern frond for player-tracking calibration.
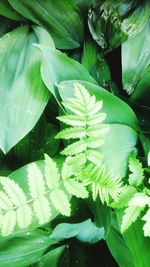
[0,154,89,236]
[128,154,144,187]
[78,165,124,204]
[142,208,150,237]
[56,83,109,160]
[121,193,149,233]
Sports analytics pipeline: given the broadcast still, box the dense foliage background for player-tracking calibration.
[0,0,150,266]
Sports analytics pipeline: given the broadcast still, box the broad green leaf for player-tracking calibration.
[110,186,137,209]
[35,245,65,267]
[0,229,57,267]
[58,81,138,177]
[117,210,150,267]
[139,133,150,158]
[142,209,150,237]
[97,124,138,177]
[50,219,104,244]
[58,80,138,130]
[38,46,96,99]
[81,37,111,88]
[9,0,84,49]
[88,197,112,238]
[0,26,50,154]
[106,213,135,267]
[88,0,150,52]
[5,159,62,235]
[11,116,60,164]
[0,0,22,21]
[122,21,150,95]
[130,65,150,107]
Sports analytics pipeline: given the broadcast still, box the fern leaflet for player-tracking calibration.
[56,83,109,161]
[128,154,144,187]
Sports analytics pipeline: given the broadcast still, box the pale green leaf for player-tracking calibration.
[87,113,107,126]
[110,186,137,209]
[50,189,71,216]
[142,209,150,237]
[1,210,16,236]
[121,206,143,233]
[44,154,60,190]
[0,177,27,206]
[0,191,12,210]
[28,163,46,198]
[86,150,102,165]
[61,154,86,180]
[56,127,86,139]
[0,26,50,154]
[33,196,51,225]
[57,115,86,127]
[87,124,110,137]
[61,139,87,156]
[64,179,88,199]
[16,205,32,229]
[128,154,144,187]
[86,136,105,148]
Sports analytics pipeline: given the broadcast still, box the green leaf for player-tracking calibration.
[121,193,149,232]
[0,26,50,154]
[58,81,138,130]
[0,0,22,21]
[37,46,96,99]
[100,124,138,177]
[142,209,150,237]
[50,188,71,216]
[50,219,104,244]
[117,211,150,267]
[0,229,57,267]
[88,0,150,52]
[9,0,84,49]
[106,213,135,267]
[44,154,60,190]
[121,206,143,233]
[63,179,88,199]
[110,186,137,209]
[35,245,65,267]
[0,157,72,236]
[128,154,144,187]
[122,21,150,95]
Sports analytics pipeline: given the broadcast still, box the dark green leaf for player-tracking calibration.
[9,0,84,49]
[35,245,65,267]
[0,0,22,21]
[0,229,57,267]
[38,46,96,99]
[122,21,150,95]
[88,0,150,52]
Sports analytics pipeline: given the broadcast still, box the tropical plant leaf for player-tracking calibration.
[0,25,50,154]
[9,0,84,49]
[88,0,150,52]
[0,0,22,21]
[142,208,150,237]
[37,46,96,99]
[121,193,149,233]
[0,154,82,236]
[63,179,88,199]
[122,21,150,95]
[50,189,71,216]
[0,229,57,267]
[128,154,144,187]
